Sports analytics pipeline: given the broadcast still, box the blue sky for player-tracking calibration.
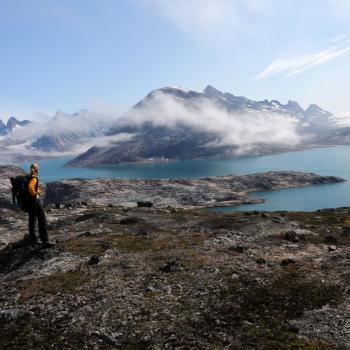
[1,0,350,121]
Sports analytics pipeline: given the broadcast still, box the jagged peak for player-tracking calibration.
[143,86,194,101]
[6,116,20,128]
[134,85,337,123]
[203,85,224,95]
[287,100,301,107]
[305,104,332,116]
[73,109,89,117]
[158,86,191,93]
[256,99,270,105]
[7,116,18,123]
[271,100,282,106]
[53,110,71,119]
[285,100,304,113]
[306,104,323,112]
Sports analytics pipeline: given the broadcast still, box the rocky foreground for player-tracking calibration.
[0,165,349,349]
[0,203,350,349]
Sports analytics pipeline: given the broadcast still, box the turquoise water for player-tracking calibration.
[19,145,350,211]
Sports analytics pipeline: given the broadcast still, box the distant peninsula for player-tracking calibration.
[43,171,345,209]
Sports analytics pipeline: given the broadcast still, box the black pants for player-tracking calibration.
[28,200,48,243]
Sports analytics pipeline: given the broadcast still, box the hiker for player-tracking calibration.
[27,163,53,248]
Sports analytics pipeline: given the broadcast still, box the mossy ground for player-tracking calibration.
[0,317,93,350]
[1,206,349,349]
[59,230,208,256]
[142,267,342,349]
[282,210,350,246]
[53,208,348,348]
[19,270,90,302]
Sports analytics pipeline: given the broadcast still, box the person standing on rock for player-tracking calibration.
[27,163,53,248]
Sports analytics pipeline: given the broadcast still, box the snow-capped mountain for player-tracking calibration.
[0,110,114,162]
[68,85,340,167]
[110,85,336,135]
[0,117,31,135]
[29,109,112,151]
[1,85,345,165]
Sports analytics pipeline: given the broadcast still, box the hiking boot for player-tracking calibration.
[29,237,38,247]
[42,242,55,249]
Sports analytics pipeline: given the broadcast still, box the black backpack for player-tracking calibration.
[9,175,31,212]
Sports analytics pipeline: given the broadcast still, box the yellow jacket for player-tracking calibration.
[28,176,41,197]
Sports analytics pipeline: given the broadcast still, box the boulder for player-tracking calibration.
[324,235,337,244]
[160,258,181,273]
[137,201,153,208]
[284,230,299,242]
[281,258,296,266]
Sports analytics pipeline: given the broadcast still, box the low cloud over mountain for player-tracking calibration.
[68,85,338,167]
[115,87,301,148]
[0,110,115,163]
[1,85,344,166]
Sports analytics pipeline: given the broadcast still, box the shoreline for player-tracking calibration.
[0,143,343,169]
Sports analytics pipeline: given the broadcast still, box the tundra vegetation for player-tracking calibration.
[0,203,349,349]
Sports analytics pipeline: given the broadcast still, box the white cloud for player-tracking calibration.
[0,97,53,123]
[0,108,117,159]
[257,38,350,79]
[140,0,233,31]
[0,129,134,165]
[87,98,127,118]
[328,0,350,19]
[333,113,350,127]
[6,110,113,140]
[117,90,301,153]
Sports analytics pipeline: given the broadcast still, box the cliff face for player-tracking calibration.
[0,203,349,349]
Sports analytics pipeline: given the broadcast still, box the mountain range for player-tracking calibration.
[0,110,113,162]
[29,109,112,152]
[1,85,349,165]
[67,85,342,167]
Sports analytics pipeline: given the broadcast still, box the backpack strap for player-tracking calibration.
[9,177,15,204]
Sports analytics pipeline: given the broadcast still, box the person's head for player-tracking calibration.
[30,163,39,176]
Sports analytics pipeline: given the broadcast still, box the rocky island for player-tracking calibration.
[0,165,349,349]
